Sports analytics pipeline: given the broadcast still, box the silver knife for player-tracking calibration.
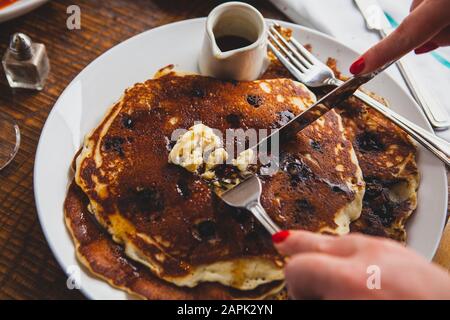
[252,63,393,152]
[252,60,450,167]
[354,0,450,129]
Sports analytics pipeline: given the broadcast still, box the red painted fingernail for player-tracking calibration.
[414,42,438,55]
[349,56,365,75]
[272,230,290,243]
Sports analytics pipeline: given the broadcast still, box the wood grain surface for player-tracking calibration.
[0,0,447,300]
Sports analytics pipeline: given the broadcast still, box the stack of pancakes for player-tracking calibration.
[65,51,418,300]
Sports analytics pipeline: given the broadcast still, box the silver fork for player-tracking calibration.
[268,23,450,167]
[220,175,281,235]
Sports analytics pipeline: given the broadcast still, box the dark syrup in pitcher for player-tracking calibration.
[215,35,253,52]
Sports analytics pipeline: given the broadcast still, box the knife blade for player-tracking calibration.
[354,0,392,35]
[354,0,450,129]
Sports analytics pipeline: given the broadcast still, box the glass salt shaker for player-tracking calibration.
[2,33,50,90]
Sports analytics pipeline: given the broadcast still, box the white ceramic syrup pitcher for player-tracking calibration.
[198,2,268,81]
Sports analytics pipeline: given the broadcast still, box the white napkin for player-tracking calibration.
[269,0,450,140]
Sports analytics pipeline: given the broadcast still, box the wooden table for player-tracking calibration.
[0,0,447,300]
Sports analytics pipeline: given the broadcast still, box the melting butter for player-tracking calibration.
[169,124,255,179]
[168,124,222,173]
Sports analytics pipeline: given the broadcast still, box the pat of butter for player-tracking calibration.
[169,124,254,178]
[169,124,222,173]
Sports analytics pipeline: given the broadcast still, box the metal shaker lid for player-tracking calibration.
[9,33,33,60]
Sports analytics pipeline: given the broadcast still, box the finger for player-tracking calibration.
[284,253,348,299]
[350,0,450,74]
[273,230,358,257]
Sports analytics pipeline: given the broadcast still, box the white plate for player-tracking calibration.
[34,18,448,300]
[0,0,48,23]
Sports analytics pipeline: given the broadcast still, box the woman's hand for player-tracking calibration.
[349,0,450,75]
[272,230,450,299]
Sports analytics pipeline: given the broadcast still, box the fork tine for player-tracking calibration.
[268,32,308,72]
[268,42,305,82]
[271,22,318,64]
[269,25,313,68]
[289,36,322,65]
